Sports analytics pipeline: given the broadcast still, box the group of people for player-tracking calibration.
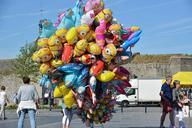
[160,75,190,128]
[0,75,191,128]
[0,76,89,128]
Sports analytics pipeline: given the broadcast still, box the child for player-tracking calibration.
[0,86,9,120]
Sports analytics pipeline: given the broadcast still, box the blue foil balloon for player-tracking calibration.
[39,19,56,38]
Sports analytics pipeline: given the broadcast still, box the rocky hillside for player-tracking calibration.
[0,59,15,75]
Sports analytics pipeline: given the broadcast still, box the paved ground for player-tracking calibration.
[0,107,192,128]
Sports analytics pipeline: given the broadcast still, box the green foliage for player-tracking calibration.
[13,42,39,80]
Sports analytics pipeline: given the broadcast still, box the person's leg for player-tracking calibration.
[160,111,167,128]
[169,110,175,128]
[62,109,67,128]
[0,104,4,119]
[28,109,36,128]
[49,99,53,111]
[3,104,7,119]
[18,110,26,128]
[66,109,73,127]
[178,110,186,128]
[65,108,72,128]
[49,99,51,111]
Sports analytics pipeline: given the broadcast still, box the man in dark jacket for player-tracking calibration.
[160,75,174,128]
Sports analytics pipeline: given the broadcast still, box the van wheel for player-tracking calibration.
[122,101,129,107]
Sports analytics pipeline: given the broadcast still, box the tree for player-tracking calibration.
[14,42,39,80]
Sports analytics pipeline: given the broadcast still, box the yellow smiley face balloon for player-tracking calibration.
[74,39,88,57]
[76,25,90,39]
[37,38,49,48]
[66,27,78,45]
[55,28,68,43]
[96,70,115,82]
[50,59,64,68]
[109,24,122,35]
[39,63,52,74]
[32,48,53,63]
[95,9,112,24]
[48,35,63,57]
[87,42,101,55]
[102,44,117,63]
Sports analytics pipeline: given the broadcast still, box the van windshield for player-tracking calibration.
[127,88,136,96]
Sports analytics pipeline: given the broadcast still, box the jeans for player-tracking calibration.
[170,109,186,128]
[0,103,5,119]
[18,109,36,128]
[62,108,73,127]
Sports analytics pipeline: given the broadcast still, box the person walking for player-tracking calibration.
[0,86,9,120]
[17,76,39,128]
[172,80,186,128]
[159,75,175,128]
[182,94,190,117]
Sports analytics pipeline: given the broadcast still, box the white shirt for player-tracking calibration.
[0,91,6,105]
[17,100,37,115]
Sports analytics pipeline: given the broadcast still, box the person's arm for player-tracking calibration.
[159,84,169,103]
[34,86,40,103]
[17,87,21,103]
[5,93,10,103]
[159,85,165,98]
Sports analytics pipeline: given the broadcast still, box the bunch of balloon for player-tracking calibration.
[32,0,142,125]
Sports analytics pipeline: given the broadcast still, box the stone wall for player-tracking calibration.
[125,56,192,78]
[0,74,42,103]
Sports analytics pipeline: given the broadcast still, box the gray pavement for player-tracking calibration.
[0,107,192,128]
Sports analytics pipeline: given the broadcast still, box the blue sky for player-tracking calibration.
[0,0,192,59]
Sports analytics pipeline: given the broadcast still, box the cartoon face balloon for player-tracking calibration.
[76,54,97,65]
[39,63,52,74]
[81,10,95,26]
[74,39,88,57]
[37,38,49,48]
[57,8,75,30]
[94,9,112,25]
[51,59,64,68]
[39,19,56,38]
[55,28,68,43]
[48,35,63,57]
[66,27,78,45]
[87,42,101,55]
[102,44,117,63]
[76,25,90,40]
[85,0,104,14]
[109,24,122,35]
[32,48,53,63]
